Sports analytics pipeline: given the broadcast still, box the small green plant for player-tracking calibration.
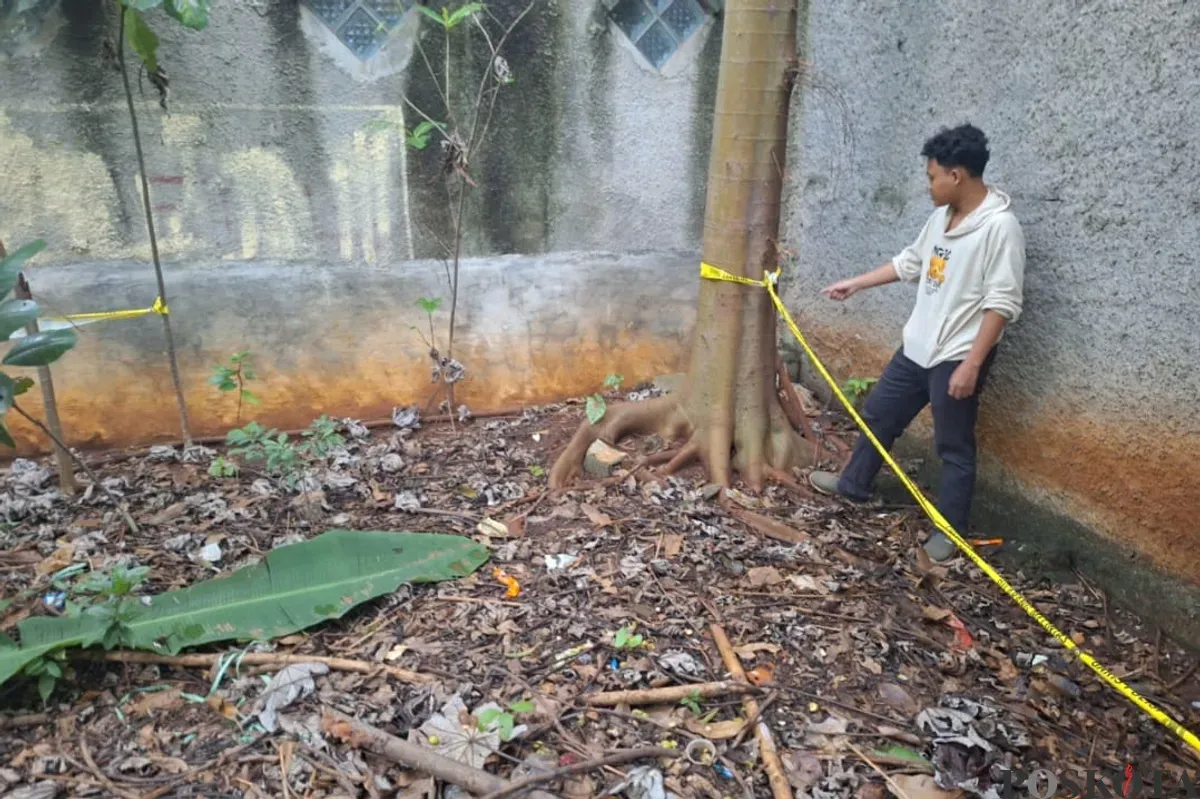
[585,393,606,425]
[476,698,535,742]
[300,414,345,458]
[842,376,877,406]
[208,455,239,479]
[413,296,443,351]
[226,422,303,488]
[613,624,645,651]
[679,689,704,716]
[586,374,625,426]
[263,433,302,487]
[406,120,443,150]
[417,1,484,30]
[209,351,259,424]
[226,420,272,451]
[23,563,152,699]
[224,416,343,489]
[528,464,546,478]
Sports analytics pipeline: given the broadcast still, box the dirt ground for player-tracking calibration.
[1,392,1198,798]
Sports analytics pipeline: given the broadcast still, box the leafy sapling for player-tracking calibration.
[209,350,259,424]
[414,297,443,351]
[417,2,485,30]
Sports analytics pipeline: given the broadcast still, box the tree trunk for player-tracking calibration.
[551,0,810,490]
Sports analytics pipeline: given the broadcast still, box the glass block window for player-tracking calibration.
[305,0,414,59]
[609,0,711,69]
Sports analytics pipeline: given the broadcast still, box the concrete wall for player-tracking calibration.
[782,0,1200,599]
[0,0,719,446]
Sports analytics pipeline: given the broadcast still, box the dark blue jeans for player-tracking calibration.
[837,348,996,533]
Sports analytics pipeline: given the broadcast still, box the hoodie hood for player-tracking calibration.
[944,187,1012,238]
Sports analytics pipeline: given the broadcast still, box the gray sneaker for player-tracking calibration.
[808,470,843,496]
[922,530,958,562]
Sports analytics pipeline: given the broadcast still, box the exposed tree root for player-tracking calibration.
[549,379,814,492]
[660,439,702,476]
[549,395,687,488]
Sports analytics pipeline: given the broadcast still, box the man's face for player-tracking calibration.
[925,159,960,207]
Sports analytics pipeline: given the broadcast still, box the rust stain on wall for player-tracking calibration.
[795,320,1200,586]
[6,325,687,452]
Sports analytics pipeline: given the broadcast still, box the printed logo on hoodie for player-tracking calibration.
[926,245,951,295]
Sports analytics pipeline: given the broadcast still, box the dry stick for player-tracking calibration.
[846,741,913,799]
[728,506,810,545]
[12,403,138,534]
[88,650,433,685]
[447,1,537,386]
[0,711,49,730]
[711,624,793,799]
[479,747,681,799]
[583,679,757,707]
[11,272,76,494]
[79,733,141,799]
[321,709,557,799]
[116,7,192,446]
[729,691,779,750]
[1168,657,1200,691]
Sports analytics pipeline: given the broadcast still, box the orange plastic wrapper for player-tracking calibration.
[493,567,520,598]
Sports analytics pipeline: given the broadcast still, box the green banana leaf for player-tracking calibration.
[0,530,489,687]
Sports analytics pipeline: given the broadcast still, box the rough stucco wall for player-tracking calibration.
[782,0,1200,586]
[0,1,722,263]
[0,0,720,448]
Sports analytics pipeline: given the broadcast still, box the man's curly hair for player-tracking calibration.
[921,124,990,177]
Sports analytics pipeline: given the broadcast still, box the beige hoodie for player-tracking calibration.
[892,188,1025,369]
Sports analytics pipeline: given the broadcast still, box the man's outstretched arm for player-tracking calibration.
[820,262,902,301]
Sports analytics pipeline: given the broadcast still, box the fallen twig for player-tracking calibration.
[583,679,757,707]
[711,624,792,799]
[730,691,779,750]
[847,741,914,799]
[0,711,50,730]
[86,650,433,684]
[480,746,681,799]
[321,709,556,799]
[1168,657,1200,691]
[728,506,810,545]
[78,734,141,799]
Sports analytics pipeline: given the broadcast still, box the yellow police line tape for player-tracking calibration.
[53,296,170,324]
[700,261,1200,757]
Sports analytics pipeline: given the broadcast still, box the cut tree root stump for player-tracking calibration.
[479,747,681,799]
[583,680,758,707]
[321,709,557,799]
[88,650,433,684]
[711,624,793,799]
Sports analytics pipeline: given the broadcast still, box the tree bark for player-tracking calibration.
[551,0,809,490]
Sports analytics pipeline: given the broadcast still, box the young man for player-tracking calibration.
[809,124,1025,561]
